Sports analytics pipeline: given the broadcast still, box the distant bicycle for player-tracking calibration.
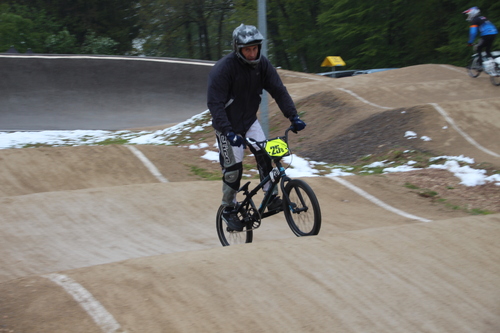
[467,49,500,86]
[216,127,322,246]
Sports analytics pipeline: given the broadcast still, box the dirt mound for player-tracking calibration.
[290,92,426,163]
[0,145,220,197]
[275,65,500,166]
[2,216,499,333]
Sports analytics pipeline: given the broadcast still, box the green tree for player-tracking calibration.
[3,0,140,54]
[0,5,33,52]
[317,0,405,69]
[137,0,236,60]
[44,29,78,54]
[270,0,323,72]
[0,3,77,53]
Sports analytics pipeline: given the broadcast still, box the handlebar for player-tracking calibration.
[245,126,294,148]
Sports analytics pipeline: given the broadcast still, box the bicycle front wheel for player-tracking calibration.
[467,57,481,78]
[216,205,253,246]
[283,179,321,237]
[490,63,500,86]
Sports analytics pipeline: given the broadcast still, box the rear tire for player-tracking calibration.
[490,62,500,86]
[467,57,481,78]
[216,205,253,246]
[283,179,321,237]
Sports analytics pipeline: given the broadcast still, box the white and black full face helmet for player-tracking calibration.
[463,6,480,22]
[232,24,264,67]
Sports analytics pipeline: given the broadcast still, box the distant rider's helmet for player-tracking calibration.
[232,24,264,68]
[463,6,480,22]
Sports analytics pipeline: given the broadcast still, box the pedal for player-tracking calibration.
[227,220,261,233]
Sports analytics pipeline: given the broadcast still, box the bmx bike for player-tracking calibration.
[216,127,322,246]
[466,49,500,86]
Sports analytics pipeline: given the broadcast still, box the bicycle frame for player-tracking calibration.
[237,160,291,219]
[234,128,294,222]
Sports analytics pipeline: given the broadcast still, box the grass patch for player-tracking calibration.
[22,143,54,148]
[447,203,462,210]
[94,138,130,145]
[418,190,438,198]
[355,149,435,169]
[408,188,494,216]
[469,208,494,215]
[189,165,221,180]
[442,201,493,215]
[359,166,385,175]
[404,182,419,190]
[313,164,337,176]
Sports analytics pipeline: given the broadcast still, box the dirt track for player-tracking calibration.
[1,57,500,332]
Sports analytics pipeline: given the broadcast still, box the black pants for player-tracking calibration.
[477,34,497,64]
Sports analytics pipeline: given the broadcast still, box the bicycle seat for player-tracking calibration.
[238,181,251,193]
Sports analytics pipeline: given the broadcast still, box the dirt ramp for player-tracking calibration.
[415,99,500,165]
[0,145,159,196]
[284,64,499,109]
[0,181,222,283]
[0,144,222,197]
[1,215,499,332]
[3,175,472,284]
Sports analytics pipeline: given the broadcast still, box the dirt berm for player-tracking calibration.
[0,55,499,332]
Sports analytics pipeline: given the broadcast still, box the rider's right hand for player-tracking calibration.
[226,131,245,147]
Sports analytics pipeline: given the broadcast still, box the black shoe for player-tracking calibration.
[267,195,283,212]
[222,207,244,231]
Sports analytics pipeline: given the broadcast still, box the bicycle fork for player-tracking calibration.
[264,162,309,216]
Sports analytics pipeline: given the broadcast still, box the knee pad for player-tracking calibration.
[223,163,242,191]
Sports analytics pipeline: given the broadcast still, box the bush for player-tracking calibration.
[80,31,119,55]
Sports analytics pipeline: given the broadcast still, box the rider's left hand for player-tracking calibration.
[289,115,306,133]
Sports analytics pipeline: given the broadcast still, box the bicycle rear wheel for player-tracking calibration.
[467,57,482,78]
[490,63,500,86]
[283,179,321,237]
[216,205,253,246]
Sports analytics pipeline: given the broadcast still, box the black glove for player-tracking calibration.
[226,131,245,147]
[289,115,306,133]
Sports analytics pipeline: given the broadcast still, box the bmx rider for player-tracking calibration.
[207,24,306,231]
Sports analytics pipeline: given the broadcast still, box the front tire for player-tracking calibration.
[467,57,482,78]
[283,179,321,237]
[216,205,253,246]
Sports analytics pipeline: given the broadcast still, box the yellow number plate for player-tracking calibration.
[265,138,289,157]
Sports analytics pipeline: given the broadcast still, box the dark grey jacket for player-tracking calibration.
[207,52,297,135]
